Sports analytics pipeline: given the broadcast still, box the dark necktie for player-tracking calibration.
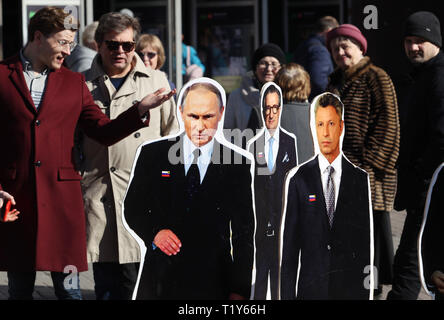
[185,148,201,204]
[326,165,335,227]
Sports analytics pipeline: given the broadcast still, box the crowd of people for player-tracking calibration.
[0,6,443,301]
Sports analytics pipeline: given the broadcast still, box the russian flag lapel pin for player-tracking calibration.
[161,170,170,178]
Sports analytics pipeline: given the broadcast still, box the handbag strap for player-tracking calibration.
[186,45,191,67]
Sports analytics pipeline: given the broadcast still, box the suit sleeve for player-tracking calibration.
[229,162,255,298]
[423,70,444,178]
[123,146,158,245]
[423,169,444,289]
[78,75,148,146]
[280,175,301,300]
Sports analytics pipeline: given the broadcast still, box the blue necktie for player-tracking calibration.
[268,137,274,172]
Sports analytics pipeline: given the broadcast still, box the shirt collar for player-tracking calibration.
[183,134,214,164]
[265,128,280,144]
[318,152,342,174]
[19,48,49,75]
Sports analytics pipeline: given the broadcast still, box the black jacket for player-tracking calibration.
[281,155,371,300]
[124,134,255,299]
[395,51,444,210]
[420,163,444,294]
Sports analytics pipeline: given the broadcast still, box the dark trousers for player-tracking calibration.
[7,271,81,300]
[373,210,395,295]
[253,237,279,300]
[387,208,423,300]
[92,262,139,300]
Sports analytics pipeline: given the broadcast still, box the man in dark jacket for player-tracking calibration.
[293,16,338,100]
[390,11,444,300]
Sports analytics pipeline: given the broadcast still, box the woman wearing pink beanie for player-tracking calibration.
[326,24,400,299]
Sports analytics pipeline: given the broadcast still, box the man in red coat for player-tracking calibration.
[0,7,175,300]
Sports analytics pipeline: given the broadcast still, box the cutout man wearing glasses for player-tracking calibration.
[78,12,179,300]
[246,82,298,299]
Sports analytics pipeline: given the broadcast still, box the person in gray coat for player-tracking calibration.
[275,63,314,163]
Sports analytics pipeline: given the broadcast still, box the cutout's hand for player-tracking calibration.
[153,229,182,256]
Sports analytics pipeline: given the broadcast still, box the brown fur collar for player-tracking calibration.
[329,56,373,84]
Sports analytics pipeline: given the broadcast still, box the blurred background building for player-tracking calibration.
[1,0,444,94]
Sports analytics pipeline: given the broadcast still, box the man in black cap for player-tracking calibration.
[390,11,444,300]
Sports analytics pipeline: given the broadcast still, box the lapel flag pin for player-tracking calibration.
[258,152,264,158]
[309,194,316,202]
[161,170,170,177]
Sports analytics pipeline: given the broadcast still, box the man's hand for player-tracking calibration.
[153,229,182,256]
[2,209,20,222]
[0,190,16,208]
[431,270,444,294]
[137,88,176,117]
[0,191,19,222]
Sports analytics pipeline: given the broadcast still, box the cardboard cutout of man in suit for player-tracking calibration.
[418,162,444,300]
[123,78,255,300]
[246,82,298,299]
[280,92,374,300]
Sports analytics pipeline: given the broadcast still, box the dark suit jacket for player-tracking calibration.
[249,129,297,250]
[281,155,371,300]
[124,134,255,299]
[420,163,444,294]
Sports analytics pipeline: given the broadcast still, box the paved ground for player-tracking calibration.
[0,209,432,300]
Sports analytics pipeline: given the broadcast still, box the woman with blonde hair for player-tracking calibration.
[136,34,165,70]
[136,34,175,91]
[275,63,314,162]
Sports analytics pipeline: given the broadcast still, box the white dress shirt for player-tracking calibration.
[183,134,214,183]
[318,152,342,209]
[264,129,280,169]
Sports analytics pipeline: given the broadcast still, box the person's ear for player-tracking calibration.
[34,30,44,44]
[218,106,225,120]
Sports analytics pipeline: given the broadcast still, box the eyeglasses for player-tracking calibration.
[257,61,281,70]
[265,105,280,115]
[137,51,157,59]
[104,40,136,52]
[55,39,77,51]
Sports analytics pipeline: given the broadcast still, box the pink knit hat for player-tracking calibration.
[326,24,368,54]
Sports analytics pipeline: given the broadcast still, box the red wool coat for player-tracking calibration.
[0,55,147,272]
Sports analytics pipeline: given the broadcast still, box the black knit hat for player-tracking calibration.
[404,11,442,48]
[251,43,286,70]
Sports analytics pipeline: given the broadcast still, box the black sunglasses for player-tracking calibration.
[137,51,157,59]
[104,40,135,52]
